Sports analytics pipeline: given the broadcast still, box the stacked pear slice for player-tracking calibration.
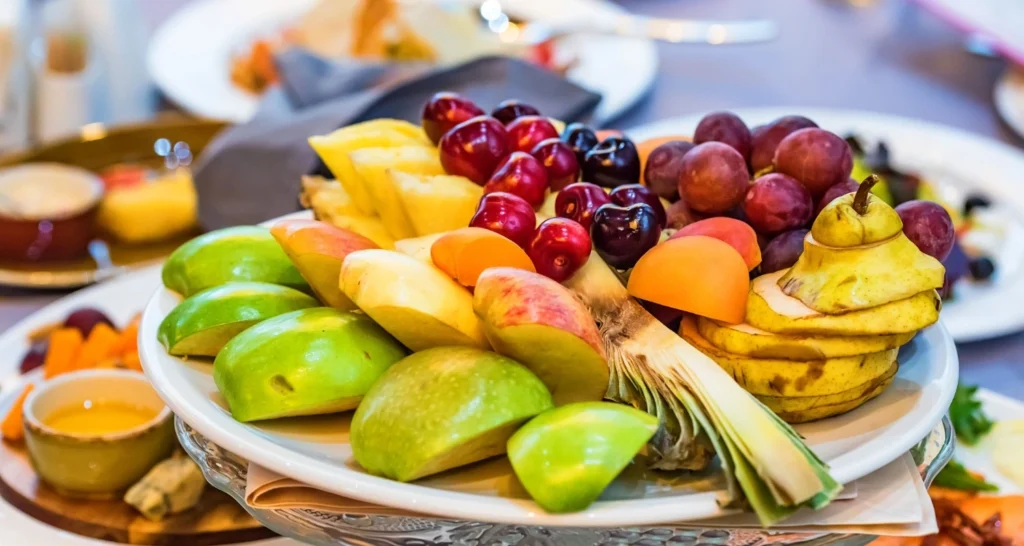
[683,178,944,423]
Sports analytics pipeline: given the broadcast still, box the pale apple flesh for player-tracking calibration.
[507,402,658,513]
[271,220,379,310]
[158,282,318,357]
[393,232,446,265]
[214,308,407,422]
[340,249,490,352]
[351,347,553,482]
[473,268,608,406]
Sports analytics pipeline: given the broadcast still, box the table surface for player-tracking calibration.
[2,0,1023,398]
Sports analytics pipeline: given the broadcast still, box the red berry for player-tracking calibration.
[483,152,549,208]
[530,138,580,191]
[506,116,559,154]
[421,92,484,144]
[439,116,509,184]
[469,192,537,249]
[528,218,592,282]
[554,182,611,231]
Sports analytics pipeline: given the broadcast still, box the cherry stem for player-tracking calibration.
[853,175,879,215]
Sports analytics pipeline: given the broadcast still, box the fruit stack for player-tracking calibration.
[681,179,945,423]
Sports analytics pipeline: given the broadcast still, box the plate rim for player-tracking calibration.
[138,212,959,527]
[626,106,1024,343]
[145,0,658,124]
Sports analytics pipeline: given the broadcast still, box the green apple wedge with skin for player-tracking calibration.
[162,226,308,297]
[270,219,378,309]
[339,249,489,351]
[473,267,608,406]
[214,308,407,422]
[696,316,914,360]
[158,282,318,357]
[507,402,658,513]
[351,346,553,482]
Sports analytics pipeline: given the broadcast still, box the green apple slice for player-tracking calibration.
[214,308,407,422]
[162,226,308,297]
[508,402,658,513]
[158,282,318,357]
[351,346,552,482]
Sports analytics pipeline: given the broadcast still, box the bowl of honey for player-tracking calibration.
[22,369,176,497]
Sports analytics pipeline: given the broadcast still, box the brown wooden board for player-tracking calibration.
[0,439,276,545]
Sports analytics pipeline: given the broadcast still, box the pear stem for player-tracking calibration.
[852,175,879,215]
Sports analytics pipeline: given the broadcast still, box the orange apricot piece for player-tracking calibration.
[431,227,536,287]
[669,217,761,270]
[627,236,749,324]
[595,129,623,142]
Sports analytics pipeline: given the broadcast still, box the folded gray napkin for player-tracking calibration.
[193,52,602,230]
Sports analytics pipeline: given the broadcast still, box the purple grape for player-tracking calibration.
[63,308,114,337]
[816,178,860,215]
[743,174,814,234]
[643,140,693,202]
[895,200,955,261]
[773,128,853,196]
[591,203,662,270]
[693,112,752,163]
[749,116,819,173]
[677,142,749,215]
[761,229,809,274]
[491,100,541,125]
[20,340,47,374]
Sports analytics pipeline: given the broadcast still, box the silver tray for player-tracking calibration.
[177,416,954,546]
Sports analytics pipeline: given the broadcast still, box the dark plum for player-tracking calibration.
[561,123,600,164]
[743,173,814,234]
[528,218,592,282]
[760,229,809,274]
[693,112,752,163]
[421,92,485,144]
[895,200,955,261]
[749,116,818,173]
[609,184,667,227]
[677,142,749,214]
[530,138,579,191]
[590,203,662,270]
[491,100,541,125]
[640,299,684,331]
[582,137,641,189]
[643,140,692,202]
[555,182,611,231]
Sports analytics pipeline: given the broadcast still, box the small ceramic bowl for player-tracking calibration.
[0,163,104,262]
[23,369,176,498]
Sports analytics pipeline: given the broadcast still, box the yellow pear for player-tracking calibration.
[756,363,897,424]
[696,316,914,360]
[748,270,940,336]
[811,175,902,247]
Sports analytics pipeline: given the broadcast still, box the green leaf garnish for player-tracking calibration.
[933,460,998,492]
[950,383,994,446]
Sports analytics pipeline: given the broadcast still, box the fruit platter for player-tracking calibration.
[139,95,962,537]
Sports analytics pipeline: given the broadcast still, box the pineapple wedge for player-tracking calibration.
[325,213,397,250]
[349,147,445,240]
[308,119,431,215]
[300,176,396,249]
[394,233,447,264]
[390,172,483,236]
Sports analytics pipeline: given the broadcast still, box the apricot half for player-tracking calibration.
[627,236,749,324]
[431,227,536,287]
[669,217,761,270]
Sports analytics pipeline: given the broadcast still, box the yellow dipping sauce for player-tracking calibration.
[44,401,159,435]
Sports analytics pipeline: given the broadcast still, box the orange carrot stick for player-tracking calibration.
[2,385,34,442]
[43,328,84,379]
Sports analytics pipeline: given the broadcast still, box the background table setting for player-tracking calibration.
[0,0,1022,545]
